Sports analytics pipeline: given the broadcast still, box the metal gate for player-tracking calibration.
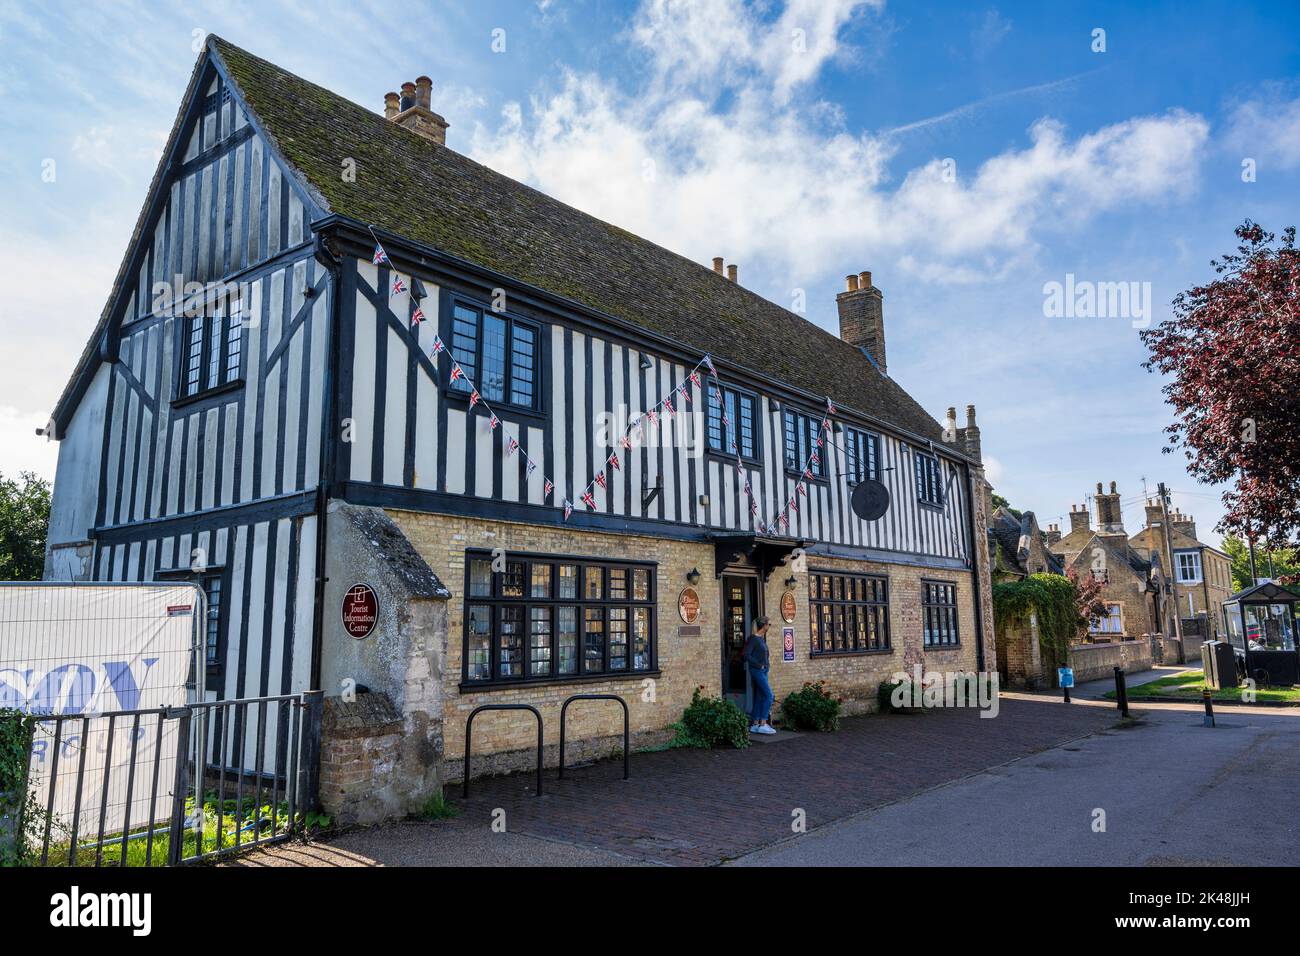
[12,690,322,866]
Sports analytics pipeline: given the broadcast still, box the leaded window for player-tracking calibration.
[446,300,540,409]
[462,551,657,685]
[922,581,959,647]
[809,571,890,655]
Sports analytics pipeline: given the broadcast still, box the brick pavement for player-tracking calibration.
[450,696,1119,865]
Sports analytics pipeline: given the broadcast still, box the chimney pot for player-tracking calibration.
[859,271,872,289]
[1110,481,1117,494]
[726,264,738,283]
[415,75,432,110]
[713,257,724,274]
[846,274,859,292]
[399,81,416,112]
[384,91,400,120]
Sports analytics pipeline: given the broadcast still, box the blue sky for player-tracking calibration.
[2,0,1298,546]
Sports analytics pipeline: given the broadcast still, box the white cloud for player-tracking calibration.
[470,0,1209,292]
[0,406,59,481]
[1226,86,1300,171]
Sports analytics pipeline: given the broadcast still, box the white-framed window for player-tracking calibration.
[1090,602,1123,635]
[1176,551,1202,583]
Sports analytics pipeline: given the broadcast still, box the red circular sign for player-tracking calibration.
[342,584,379,639]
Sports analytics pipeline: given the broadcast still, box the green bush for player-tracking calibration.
[672,687,750,749]
[878,679,917,713]
[781,681,841,731]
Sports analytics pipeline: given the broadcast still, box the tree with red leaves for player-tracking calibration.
[1067,568,1109,628]
[1142,221,1300,548]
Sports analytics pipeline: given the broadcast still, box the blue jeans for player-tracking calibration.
[748,666,773,723]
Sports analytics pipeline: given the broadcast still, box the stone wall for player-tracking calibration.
[1069,639,1152,683]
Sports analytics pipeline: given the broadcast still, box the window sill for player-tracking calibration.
[917,500,945,512]
[810,647,893,658]
[442,389,545,423]
[784,468,828,485]
[172,378,245,410]
[706,449,762,468]
[459,669,660,694]
[922,643,962,651]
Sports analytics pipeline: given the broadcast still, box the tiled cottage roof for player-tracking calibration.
[210,38,947,443]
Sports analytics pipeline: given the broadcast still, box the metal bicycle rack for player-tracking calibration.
[463,703,543,798]
[558,694,629,781]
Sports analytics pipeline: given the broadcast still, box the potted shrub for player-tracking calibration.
[780,681,842,731]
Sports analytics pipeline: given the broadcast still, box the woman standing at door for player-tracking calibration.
[744,616,776,734]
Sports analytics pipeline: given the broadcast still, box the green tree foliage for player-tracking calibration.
[1222,535,1300,590]
[992,572,1088,670]
[0,472,51,581]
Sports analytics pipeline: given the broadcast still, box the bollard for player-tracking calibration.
[1114,666,1129,718]
[1202,687,1216,728]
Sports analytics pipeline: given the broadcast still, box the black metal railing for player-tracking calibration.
[558,694,629,781]
[463,704,543,798]
[14,690,322,867]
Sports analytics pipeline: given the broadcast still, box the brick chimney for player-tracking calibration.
[837,270,886,373]
[1095,481,1124,536]
[1046,523,1062,546]
[1069,503,1091,536]
[384,75,449,145]
[1171,510,1197,541]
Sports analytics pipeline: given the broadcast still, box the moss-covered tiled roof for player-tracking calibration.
[212,37,946,442]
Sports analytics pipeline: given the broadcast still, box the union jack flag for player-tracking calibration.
[431,335,445,356]
[609,452,620,470]
[826,397,836,415]
[449,365,464,383]
[620,434,632,450]
[595,471,607,489]
[411,304,425,325]
[526,457,537,476]
[647,410,658,427]
[689,371,702,388]
[544,478,553,497]
[563,499,573,520]
[469,389,480,407]
[663,397,674,416]
[810,452,820,468]
[789,497,799,513]
[750,499,759,517]
[704,354,717,376]
[487,414,499,430]
[678,384,690,404]
[390,274,406,298]
[508,438,519,456]
[372,243,389,266]
[581,490,596,510]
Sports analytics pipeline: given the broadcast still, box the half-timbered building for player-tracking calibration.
[44,37,996,814]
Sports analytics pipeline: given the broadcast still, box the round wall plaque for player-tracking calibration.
[678,586,701,624]
[342,583,379,639]
[780,590,797,624]
[851,478,891,521]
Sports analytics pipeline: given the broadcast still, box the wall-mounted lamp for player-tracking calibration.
[784,575,798,589]
[686,567,701,585]
[640,354,654,370]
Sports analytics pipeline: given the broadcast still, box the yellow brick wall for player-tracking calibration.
[389,509,991,770]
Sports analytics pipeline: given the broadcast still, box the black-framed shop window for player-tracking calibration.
[707,385,760,461]
[782,409,826,478]
[914,450,943,505]
[843,427,880,485]
[175,293,243,401]
[462,550,656,686]
[447,297,540,410]
[809,571,890,655]
[922,580,959,647]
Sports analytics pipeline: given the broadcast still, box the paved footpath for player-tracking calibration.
[231,696,1118,867]
[733,698,1300,866]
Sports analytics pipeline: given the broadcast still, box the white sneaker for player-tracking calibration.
[749,724,762,733]
[757,724,777,735]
